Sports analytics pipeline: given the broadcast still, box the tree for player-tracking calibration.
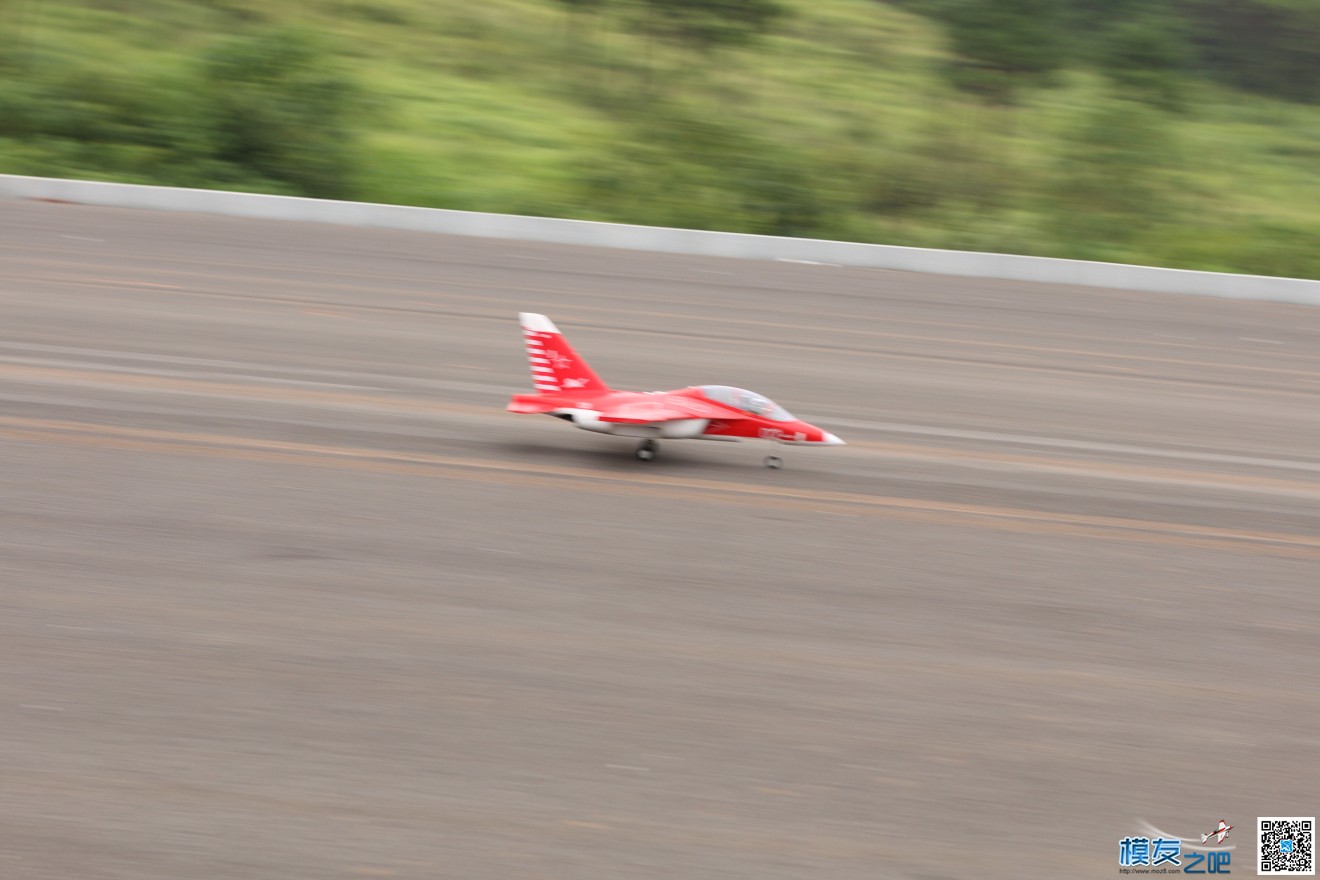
[1178,0,1320,103]
[936,0,1069,102]
[195,29,360,198]
[1098,9,1190,110]
[637,0,785,54]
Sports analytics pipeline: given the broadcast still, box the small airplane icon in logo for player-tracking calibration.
[1200,820,1233,845]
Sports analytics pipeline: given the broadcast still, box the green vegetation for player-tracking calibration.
[2,0,1318,278]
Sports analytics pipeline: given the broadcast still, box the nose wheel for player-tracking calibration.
[763,455,783,469]
[635,439,658,461]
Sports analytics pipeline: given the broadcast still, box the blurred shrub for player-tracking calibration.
[0,61,176,176]
[1181,0,1320,104]
[630,0,787,53]
[193,29,361,198]
[1154,220,1320,280]
[920,0,1320,105]
[929,0,1068,103]
[344,2,413,26]
[0,27,361,198]
[577,102,835,236]
[1097,9,1190,111]
[1045,99,1181,258]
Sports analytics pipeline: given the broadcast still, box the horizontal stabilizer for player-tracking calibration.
[507,394,558,414]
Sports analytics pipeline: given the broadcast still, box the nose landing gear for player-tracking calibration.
[762,455,783,469]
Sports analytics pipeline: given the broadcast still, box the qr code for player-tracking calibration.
[1259,817,1315,875]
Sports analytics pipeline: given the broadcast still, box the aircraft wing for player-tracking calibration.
[596,396,730,424]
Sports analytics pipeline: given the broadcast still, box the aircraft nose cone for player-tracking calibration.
[821,432,845,446]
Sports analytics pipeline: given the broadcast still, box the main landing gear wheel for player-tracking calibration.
[635,439,658,461]
[763,455,783,469]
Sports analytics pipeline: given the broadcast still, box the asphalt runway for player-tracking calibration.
[2,199,1317,879]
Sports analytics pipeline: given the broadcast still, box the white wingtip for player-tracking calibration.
[520,312,559,334]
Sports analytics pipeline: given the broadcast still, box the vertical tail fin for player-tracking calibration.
[520,313,610,395]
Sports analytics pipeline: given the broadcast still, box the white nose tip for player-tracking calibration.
[821,432,845,446]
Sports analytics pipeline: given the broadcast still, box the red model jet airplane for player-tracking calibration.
[507,313,844,467]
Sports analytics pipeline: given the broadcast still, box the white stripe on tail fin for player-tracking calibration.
[519,313,610,395]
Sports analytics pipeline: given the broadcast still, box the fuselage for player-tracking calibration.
[508,385,845,446]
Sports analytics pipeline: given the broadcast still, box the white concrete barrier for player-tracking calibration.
[3,173,1318,304]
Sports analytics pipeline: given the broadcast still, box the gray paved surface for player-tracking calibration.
[1,200,1317,879]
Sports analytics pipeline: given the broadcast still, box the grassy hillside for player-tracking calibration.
[2,0,1319,278]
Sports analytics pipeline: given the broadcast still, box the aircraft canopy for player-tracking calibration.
[697,385,795,421]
